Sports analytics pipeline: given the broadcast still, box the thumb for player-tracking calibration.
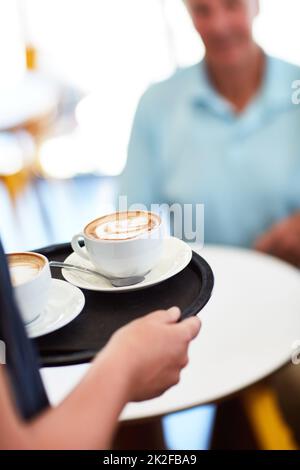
[176,316,201,342]
[147,306,181,324]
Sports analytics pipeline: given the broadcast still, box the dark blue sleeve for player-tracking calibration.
[0,238,49,420]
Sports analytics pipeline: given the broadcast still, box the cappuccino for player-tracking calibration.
[8,253,45,287]
[7,252,51,325]
[72,210,163,278]
[85,211,161,241]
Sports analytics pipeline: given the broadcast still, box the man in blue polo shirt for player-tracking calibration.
[120,0,300,249]
[119,0,300,445]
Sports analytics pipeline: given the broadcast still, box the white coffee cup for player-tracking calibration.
[71,210,164,278]
[8,252,51,325]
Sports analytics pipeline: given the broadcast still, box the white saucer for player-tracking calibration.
[26,279,85,338]
[61,237,192,293]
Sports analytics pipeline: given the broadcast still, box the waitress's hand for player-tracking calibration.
[103,307,201,402]
[254,213,300,267]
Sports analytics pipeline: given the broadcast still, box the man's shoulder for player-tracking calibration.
[152,63,200,92]
[269,55,300,79]
[140,63,200,110]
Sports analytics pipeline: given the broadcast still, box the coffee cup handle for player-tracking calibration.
[71,234,90,261]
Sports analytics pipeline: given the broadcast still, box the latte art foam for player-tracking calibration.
[85,211,161,241]
[8,253,45,287]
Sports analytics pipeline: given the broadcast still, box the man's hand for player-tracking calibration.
[103,307,201,402]
[254,213,300,267]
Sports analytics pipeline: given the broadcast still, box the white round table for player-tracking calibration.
[41,245,300,422]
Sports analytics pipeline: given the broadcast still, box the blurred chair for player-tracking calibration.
[0,131,35,203]
[211,383,298,450]
[242,384,298,450]
[0,64,60,203]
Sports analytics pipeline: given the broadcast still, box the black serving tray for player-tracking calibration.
[33,243,214,367]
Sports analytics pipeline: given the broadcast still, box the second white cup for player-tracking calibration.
[8,252,52,325]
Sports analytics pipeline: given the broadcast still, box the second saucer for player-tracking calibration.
[61,237,192,293]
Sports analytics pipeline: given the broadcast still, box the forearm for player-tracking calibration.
[21,347,132,449]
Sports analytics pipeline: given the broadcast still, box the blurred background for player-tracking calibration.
[1,0,300,253]
[1,0,299,451]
